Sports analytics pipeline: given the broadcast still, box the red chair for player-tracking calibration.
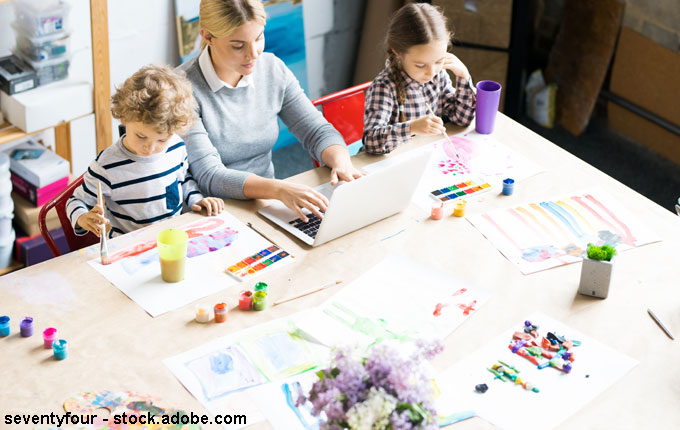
[311,81,371,167]
[39,174,99,257]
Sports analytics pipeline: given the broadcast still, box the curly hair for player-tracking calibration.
[111,65,197,135]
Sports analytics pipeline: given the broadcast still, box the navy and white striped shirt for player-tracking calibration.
[67,134,204,238]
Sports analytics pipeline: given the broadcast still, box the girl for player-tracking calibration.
[363,3,476,154]
[179,0,363,222]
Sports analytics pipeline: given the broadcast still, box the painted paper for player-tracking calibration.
[435,313,638,430]
[88,211,293,317]
[467,189,660,274]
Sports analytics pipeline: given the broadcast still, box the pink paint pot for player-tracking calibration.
[431,201,444,220]
[43,327,58,349]
[238,290,253,310]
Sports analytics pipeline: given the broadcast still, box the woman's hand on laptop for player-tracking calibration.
[276,181,329,222]
[329,161,365,186]
[320,145,365,185]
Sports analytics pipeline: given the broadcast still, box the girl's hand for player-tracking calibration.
[442,53,470,81]
[410,114,446,136]
[191,197,225,216]
[329,158,365,186]
[76,204,108,237]
[276,181,329,223]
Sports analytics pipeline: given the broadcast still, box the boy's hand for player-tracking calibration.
[443,53,470,81]
[76,205,109,237]
[410,114,446,136]
[192,197,225,216]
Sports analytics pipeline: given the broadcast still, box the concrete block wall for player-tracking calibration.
[621,0,680,53]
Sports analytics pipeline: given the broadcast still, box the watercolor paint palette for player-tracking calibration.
[430,178,493,203]
[227,245,291,279]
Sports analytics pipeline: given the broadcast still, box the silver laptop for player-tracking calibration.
[258,148,433,247]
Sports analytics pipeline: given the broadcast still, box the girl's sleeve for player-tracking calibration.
[439,72,476,126]
[66,157,107,236]
[362,80,411,154]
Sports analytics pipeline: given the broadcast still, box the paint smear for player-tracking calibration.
[2,273,76,308]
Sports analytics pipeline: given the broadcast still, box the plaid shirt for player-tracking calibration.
[363,65,476,154]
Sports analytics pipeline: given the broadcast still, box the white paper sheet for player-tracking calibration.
[435,312,638,430]
[89,211,293,316]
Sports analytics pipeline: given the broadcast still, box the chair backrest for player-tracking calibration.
[39,174,99,257]
[311,81,371,167]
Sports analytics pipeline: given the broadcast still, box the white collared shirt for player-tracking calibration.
[198,46,254,92]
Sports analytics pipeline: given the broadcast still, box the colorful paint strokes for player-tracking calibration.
[430,178,492,203]
[467,190,660,274]
[226,245,290,279]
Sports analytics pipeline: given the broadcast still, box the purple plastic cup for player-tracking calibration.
[475,80,502,134]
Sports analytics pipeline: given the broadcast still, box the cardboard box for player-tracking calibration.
[3,139,70,187]
[433,0,512,48]
[12,191,61,237]
[11,172,68,206]
[0,79,92,132]
[453,46,508,111]
[609,27,680,163]
[14,227,68,266]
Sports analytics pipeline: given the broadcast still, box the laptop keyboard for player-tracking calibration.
[289,214,322,238]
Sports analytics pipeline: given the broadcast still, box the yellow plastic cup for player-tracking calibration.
[157,229,189,282]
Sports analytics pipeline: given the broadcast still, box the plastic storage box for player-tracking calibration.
[13,23,71,62]
[14,51,70,86]
[12,0,70,37]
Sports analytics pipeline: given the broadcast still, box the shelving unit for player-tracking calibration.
[0,0,112,167]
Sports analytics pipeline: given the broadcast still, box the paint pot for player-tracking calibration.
[43,327,58,348]
[52,339,68,360]
[430,201,444,220]
[195,304,212,323]
[20,317,34,337]
[214,303,227,323]
[238,290,253,310]
[252,290,268,311]
[502,178,515,196]
[0,315,10,337]
[254,282,268,293]
[453,200,467,217]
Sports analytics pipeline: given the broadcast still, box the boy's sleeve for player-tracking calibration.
[439,72,476,127]
[362,79,411,154]
[65,157,108,236]
[180,154,204,208]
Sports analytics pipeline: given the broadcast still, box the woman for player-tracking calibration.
[179,0,363,222]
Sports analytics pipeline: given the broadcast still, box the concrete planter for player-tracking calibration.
[578,256,615,299]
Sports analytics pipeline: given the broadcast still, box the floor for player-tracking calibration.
[272,114,680,214]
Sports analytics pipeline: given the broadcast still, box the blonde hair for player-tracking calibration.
[111,65,197,135]
[199,0,267,49]
[385,3,451,122]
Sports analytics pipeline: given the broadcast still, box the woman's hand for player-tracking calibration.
[275,181,329,222]
[410,114,446,136]
[76,205,109,237]
[191,197,225,216]
[442,53,470,81]
[320,145,365,185]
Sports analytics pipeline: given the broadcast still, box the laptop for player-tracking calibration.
[258,148,433,247]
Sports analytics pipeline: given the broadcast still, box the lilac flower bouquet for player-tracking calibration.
[297,340,443,430]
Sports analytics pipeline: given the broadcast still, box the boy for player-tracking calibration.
[67,65,223,238]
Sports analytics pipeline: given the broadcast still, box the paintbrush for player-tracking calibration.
[274,280,342,306]
[97,182,109,265]
[425,101,460,160]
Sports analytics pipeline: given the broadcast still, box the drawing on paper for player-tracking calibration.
[468,190,660,274]
[185,345,266,401]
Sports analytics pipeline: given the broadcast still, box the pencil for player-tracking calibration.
[274,280,342,306]
[425,101,459,159]
[647,308,674,340]
[247,222,281,248]
[97,182,109,265]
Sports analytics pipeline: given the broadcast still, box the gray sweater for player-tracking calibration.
[178,52,344,199]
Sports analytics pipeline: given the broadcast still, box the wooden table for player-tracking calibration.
[1,113,678,429]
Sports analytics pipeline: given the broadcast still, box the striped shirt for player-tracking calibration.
[67,135,204,238]
[363,64,476,154]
